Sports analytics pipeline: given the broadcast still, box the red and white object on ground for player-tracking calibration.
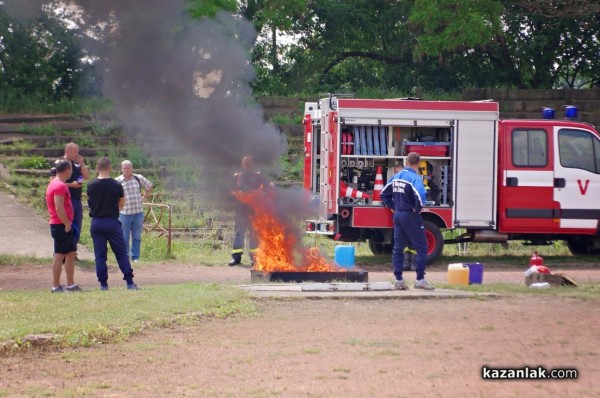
[524,251,551,276]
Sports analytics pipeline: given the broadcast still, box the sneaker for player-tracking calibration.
[127,283,139,290]
[393,279,409,290]
[51,286,64,293]
[414,279,435,290]
[100,284,109,291]
[132,259,139,263]
[65,284,82,292]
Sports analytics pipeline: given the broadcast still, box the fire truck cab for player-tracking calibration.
[304,95,600,263]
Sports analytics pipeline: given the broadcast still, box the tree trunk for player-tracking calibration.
[271,26,279,73]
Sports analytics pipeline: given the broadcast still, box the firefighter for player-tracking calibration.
[228,156,270,267]
[380,152,435,290]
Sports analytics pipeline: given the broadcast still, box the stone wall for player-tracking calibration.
[462,88,600,127]
[259,89,600,134]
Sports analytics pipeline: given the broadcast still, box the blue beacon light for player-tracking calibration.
[542,107,555,119]
[565,105,578,120]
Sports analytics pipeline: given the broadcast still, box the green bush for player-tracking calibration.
[19,124,56,136]
[270,114,303,125]
[16,155,49,169]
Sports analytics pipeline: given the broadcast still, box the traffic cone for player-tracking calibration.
[372,165,384,205]
[340,181,370,199]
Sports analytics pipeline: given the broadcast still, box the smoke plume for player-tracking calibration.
[5,0,320,262]
[5,0,288,203]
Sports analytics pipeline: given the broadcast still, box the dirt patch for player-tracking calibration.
[1,263,599,397]
[1,296,598,397]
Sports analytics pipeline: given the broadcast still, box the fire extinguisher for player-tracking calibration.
[530,251,543,266]
[529,251,550,274]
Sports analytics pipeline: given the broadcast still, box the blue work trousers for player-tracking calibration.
[119,212,144,260]
[392,210,427,281]
[90,217,134,285]
[71,198,83,246]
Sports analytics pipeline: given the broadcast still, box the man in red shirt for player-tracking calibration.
[46,159,81,293]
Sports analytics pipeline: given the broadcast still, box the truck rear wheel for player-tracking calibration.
[424,221,443,264]
[368,229,393,255]
[567,238,600,256]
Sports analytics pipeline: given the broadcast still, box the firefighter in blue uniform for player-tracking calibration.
[380,152,435,290]
[228,156,269,267]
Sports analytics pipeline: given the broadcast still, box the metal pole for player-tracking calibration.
[167,204,172,255]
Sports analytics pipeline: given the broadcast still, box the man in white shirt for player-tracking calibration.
[115,160,153,262]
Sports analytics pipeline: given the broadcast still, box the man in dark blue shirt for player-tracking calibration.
[380,152,435,290]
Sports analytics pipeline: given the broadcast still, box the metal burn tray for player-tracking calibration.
[250,270,368,284]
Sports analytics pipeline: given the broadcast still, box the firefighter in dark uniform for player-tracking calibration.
[380,152,435,290]
[228,156,270,266]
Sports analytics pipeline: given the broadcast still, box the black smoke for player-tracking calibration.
[5,0,319,260]
[5,0,287,200]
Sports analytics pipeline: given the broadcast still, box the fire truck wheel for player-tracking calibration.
[423,221,443,264]
[567,239,598,256]
[368,230,393,255]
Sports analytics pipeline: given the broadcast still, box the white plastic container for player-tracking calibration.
[529,282,551,289]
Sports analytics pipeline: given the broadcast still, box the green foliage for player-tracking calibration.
[0,91,111,114]
[18,123,56,136]
[270,113,303,125]
[0,6,87,100]
[251,0,600,93]
[97,143,135,169]
[0,140,34,151]
[15,155,48,170]
[278,152,303,182]
[75,134,96,148]
[186,0,238,18]
[409,0,503,56]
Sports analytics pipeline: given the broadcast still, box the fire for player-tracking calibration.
[233,189,340,272]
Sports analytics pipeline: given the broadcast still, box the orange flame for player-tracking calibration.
[233,189,340,272]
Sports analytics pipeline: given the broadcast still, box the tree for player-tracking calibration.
[409,0,600,89]
[0,5,85,99]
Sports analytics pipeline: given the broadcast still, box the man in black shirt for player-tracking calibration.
[87,157,138,290]
[50,143,90,248]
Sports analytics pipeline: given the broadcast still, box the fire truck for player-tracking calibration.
[303,95,600,263]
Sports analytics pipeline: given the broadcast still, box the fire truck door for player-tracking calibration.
[453,120,497,228]
[500,126,556,231]
[553,127,600,231]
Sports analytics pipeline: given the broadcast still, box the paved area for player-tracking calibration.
[0,188,93,259]
[241,282,499,299]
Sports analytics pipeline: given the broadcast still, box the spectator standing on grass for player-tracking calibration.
[380,152,434,290]
[50,143,90,250]
[115,160,153,263]
[45,160,81,293]
[87,157,138,290]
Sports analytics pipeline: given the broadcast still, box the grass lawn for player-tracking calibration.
[0,283,255,350]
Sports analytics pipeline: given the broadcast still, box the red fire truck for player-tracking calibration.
[303,95,600,263]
